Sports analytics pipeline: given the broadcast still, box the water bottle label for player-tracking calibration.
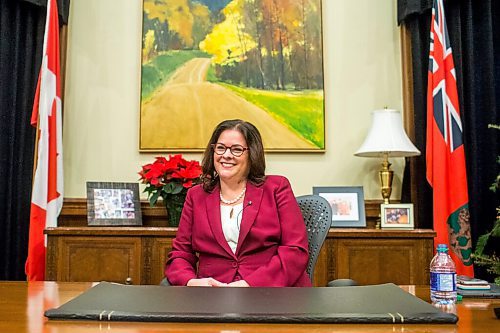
[430,272,456,292]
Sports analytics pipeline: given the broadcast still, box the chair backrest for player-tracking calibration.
[296,195,332,282]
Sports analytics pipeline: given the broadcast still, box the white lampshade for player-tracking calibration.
[354,109,421,158]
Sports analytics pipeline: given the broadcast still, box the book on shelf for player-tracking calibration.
[457,283,491,290]
[457,275,489,285]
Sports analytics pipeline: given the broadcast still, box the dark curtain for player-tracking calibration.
[399,0,500,278]
[0,0,69,280]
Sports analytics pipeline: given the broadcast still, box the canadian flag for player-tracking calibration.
[25,0,64,281]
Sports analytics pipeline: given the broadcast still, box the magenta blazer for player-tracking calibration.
[165,175,311,287]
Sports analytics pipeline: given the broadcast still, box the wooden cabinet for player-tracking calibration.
[150,237,174,284]
[47,199,435,286]
[60,236,141,283]
[46,227,176,285]
[312,229,435,286]
[46,227,434,286]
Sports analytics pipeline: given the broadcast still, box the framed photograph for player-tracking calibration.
[139,0,325,152]
[381,203,414,229]
[86,182,142,226]
[313,186,366,227]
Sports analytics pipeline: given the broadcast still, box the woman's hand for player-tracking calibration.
[187,278,227,287]
[226,280,250,287]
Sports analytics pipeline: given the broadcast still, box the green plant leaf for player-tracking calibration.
[171,183,184,194]
[474,234,490,256]
[163,182,177,194]
[491,220,500,237]
[150,191,161,206]
[143,186,155,194]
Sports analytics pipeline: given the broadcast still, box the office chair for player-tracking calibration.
[296,194,332,281]
[296,195,358,287]
[160,194,332,286]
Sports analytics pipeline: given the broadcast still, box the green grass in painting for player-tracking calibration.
[205,65,218,82]
[220,84,324,148]
[141,50,210,100]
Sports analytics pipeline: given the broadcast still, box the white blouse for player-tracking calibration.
[220,203,243,253]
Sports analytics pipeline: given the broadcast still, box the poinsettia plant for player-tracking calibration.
[138,154,202,207]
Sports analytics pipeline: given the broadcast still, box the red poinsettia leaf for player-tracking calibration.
[168,154,184,166]
[172,163,201,180]
[142,163,153,171]
[145,165,163,180]
[155,156,167,164]
[178,158,190,168]
[185,161,202,178]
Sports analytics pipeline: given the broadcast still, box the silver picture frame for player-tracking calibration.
[86,182,142,226]
[313,186,366,227]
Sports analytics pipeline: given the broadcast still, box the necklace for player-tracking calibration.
[222,203,243,219]
[220,187,246,205]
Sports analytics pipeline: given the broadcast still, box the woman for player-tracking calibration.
[165,119,310,287]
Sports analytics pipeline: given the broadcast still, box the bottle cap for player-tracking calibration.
[437,244,449,252]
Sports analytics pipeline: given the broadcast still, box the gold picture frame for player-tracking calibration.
[139,0,325,152]
[381,203,414,230]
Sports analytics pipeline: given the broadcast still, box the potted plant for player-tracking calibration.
[473,125,500,284]
[139,155,202,227]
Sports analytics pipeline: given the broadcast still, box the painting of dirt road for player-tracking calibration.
[140,0,324,151]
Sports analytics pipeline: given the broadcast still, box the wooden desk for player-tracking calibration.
[0,282,498,333]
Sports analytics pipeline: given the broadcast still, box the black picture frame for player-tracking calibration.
[313,186,366,227]
[86,182,142,226]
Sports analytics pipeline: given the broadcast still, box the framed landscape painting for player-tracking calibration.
[140,0,325,152]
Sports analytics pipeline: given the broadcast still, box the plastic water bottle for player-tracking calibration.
[430,244,457,305]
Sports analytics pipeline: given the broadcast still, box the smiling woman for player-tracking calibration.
[165,119,311,287]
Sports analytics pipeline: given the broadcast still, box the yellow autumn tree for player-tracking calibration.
[143,0,194,48]
[200,0,257,65]
[142,30,156,62]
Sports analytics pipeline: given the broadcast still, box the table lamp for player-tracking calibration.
[354,108,420,204]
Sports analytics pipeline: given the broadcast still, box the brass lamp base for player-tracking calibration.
[379,153,393,204]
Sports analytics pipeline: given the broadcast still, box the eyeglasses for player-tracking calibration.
[211,143,249,157]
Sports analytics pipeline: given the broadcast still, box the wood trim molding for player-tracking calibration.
[401,24,415,142]
[59,198,387,228]
[400,23,420,226]
[60,25,68,101]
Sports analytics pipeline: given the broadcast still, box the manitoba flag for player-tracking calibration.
[426,0,474,276]
[25,0,64,281]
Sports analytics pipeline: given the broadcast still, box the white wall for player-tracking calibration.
[63,0,405,200]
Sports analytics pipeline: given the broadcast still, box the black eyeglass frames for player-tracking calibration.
[211,143,249,157]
